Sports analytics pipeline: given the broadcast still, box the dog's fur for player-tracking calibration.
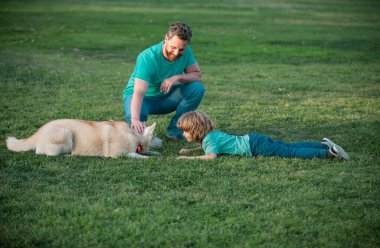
[6,119,162,158]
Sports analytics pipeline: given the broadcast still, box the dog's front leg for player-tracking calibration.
[140,151,160,156]
[125,152,149,159]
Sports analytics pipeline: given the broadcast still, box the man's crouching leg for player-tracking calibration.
[166,81,205,140]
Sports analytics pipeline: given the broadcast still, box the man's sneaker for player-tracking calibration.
[166,133,184,141]
[329,145,350,160]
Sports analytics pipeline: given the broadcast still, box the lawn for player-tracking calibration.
[0,0,379,247]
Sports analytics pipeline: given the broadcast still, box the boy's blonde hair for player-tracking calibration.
[177,111,216,142]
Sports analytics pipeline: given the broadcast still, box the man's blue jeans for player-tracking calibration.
[124,82,205,136]
[249,133,328,159]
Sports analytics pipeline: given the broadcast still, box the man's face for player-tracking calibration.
[163,35,189,62]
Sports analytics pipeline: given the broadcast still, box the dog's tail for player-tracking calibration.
[6,134,37,152]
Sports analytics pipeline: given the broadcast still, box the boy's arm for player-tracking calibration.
[179,147,203,154]
[177,153,217,160]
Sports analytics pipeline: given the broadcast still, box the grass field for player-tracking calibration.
[1,0,379,247]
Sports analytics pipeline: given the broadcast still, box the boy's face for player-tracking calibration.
[182,131,193,142]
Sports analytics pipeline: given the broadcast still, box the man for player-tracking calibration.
[123,23,205,140]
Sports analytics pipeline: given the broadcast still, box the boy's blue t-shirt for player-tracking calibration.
[202,130,252,157]
[123,40,197,98]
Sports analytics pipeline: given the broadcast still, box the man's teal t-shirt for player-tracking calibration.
[202,130,252,157]
[123,40,197,98]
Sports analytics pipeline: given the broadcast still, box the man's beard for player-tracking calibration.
[165,45,181,61]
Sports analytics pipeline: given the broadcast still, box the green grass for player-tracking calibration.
[1,0,379,247]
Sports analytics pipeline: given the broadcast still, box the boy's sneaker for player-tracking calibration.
[329,145,350,160]
[321,138,335,148]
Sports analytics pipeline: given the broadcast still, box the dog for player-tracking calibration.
[6,119,162,158]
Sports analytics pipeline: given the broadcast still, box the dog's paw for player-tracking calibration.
[126,152,149,159]
[142,150,160,156]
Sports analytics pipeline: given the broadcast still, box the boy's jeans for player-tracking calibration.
[249,133,328,159]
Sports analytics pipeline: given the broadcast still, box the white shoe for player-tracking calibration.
[329,145,350,160]
[321,138,335,148]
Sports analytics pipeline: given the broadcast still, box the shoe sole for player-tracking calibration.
[333,145,350,160]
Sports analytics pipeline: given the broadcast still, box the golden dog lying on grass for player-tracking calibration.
[6,119,161,158]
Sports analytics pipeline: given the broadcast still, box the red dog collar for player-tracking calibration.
[136,145,142,154]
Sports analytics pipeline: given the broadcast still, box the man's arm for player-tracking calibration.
[160,63,202,93]
[181,62,202,83]
[130,78,149,134]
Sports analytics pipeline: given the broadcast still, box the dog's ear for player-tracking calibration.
[150,122,156,130]
[143,122,156,136]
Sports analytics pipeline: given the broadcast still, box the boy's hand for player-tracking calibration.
[179,147,203,154]
[179,148,191,154]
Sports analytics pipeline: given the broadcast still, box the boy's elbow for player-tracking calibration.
[208,153,217,159]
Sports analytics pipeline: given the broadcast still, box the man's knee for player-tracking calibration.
[182,81,205,98]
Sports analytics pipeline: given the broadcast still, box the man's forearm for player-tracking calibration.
[177,71,202,83]
[131,93,143,121]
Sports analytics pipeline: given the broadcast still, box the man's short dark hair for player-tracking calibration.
[167,23,192,41]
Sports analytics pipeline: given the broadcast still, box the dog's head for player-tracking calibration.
[139,122,157,153]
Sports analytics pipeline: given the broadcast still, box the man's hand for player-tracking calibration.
[160,75,180,94]
[131,120,145,134]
